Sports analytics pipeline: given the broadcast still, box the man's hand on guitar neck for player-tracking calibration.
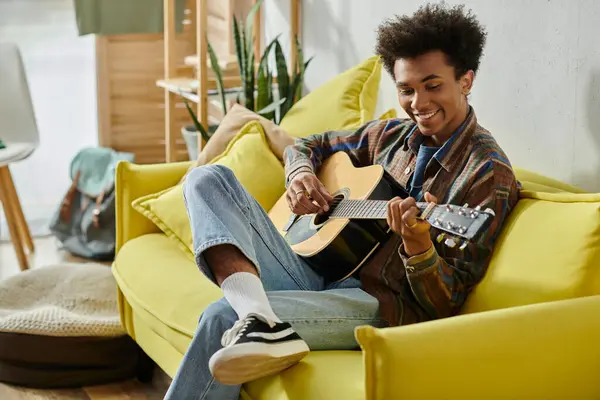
[387,192,438,257]
[286,172,334,215]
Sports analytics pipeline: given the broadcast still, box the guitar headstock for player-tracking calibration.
[418,203,495,250]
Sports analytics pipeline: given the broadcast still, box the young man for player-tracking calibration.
[165,3,520,399]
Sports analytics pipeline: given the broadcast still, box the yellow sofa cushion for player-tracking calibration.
[279,56,382,137]
[245,351,364,400]
[462,191,600,314]
[132,121,286,254]
[112,233,221,350]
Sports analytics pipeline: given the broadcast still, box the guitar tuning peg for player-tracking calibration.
[444,237,457,248]
[484,208,495,216]
[475,205,481,211]
[463,203,469,208]
[459,241,468,251]
[436,233,446,243]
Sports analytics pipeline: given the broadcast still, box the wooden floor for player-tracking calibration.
[0,236,172,398]
[0,373,172,399]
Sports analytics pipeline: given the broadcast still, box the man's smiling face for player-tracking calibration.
[394,50,473,144]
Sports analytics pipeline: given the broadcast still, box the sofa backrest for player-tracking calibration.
[461,182,600,315]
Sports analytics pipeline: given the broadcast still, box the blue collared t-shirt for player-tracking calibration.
[410,144,439,200]
[406,109,474,200]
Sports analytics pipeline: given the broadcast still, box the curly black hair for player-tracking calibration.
[374,2,487,79]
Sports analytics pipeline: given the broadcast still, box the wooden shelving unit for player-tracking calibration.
[160,0,302,162]
[95,1,199,164]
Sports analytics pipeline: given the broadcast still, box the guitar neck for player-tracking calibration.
[329,199,431,220]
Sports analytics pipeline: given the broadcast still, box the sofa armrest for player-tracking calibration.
[115,160,192,252]
[355,295,600,400]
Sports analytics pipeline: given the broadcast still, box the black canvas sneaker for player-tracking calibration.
[208,313,310,385]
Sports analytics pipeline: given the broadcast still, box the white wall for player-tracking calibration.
[1,0,599,240]
[265,0,600,191]
[0,0,98,238]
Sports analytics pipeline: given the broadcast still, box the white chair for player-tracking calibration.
[0,42,39,271]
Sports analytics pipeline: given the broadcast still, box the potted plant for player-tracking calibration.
[181,0,312,159]
[180,100,217,161]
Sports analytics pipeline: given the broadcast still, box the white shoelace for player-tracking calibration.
[221,314,278,347]
[221,317,255,347]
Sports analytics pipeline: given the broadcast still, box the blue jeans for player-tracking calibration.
[164,165,386,400]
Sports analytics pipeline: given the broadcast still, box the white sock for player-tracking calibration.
[220,272,282,323]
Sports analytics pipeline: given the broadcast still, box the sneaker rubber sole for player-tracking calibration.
[209,339,310,385]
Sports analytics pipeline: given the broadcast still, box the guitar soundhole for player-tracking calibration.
[313,193,346,226]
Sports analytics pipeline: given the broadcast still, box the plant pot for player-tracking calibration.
[181,124,218,161]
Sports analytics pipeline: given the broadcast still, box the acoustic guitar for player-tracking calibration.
[269,152,495,283]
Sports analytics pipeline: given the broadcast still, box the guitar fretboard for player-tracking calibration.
[306,195,492,243]
[328,199,434,220]
[329,199,388,219]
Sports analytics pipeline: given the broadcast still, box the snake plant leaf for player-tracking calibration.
[257,97,286,116]
[207,40,227,116]
[274,40,290,116]
[265,70,275,121]
[243,0,265,109]
[294,35,305,101]
[284,57,313,119]
[259,34,281,68]
[237,20,255,110]
[256,63,269,113]
[256,36,280,112]
[183,98,211,143]
[246,47,256,111]
[233,16,245,99]
[245,0,264,55]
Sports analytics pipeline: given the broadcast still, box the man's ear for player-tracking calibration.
[460,70,475,95]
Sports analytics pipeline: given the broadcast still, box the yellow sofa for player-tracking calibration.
[112,155,600,400]
[111,57,600,399]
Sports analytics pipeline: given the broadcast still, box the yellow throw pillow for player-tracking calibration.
[518,181,566,193]
[377,108,397,120]
[132,121,286,254]
[209,122,286,210]
[514,166,586,193]
[192,104,293,167]
[461,190,600,314]
[279,56,382,137]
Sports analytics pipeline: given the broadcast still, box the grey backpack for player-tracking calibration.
[49,147,134,261]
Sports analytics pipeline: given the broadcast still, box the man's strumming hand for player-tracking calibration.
[386,192,438,257]
[286,172,334,215]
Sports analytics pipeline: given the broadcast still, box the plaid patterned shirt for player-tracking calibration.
[283,107,520,326]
